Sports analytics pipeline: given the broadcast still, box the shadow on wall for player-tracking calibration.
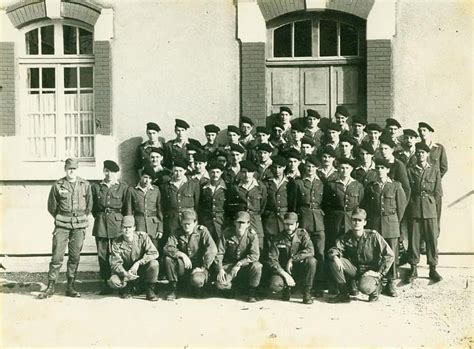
[118,137,143,186]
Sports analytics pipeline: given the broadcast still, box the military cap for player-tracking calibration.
[103,160,120,172]
[305,154,319,166]
[175,119,190,129]
[204,124,220,134]
[208,161,225,172]
[181,209,197,223]
[186,142,202,153]
[301,136,315,147]
[339,134,357,146]
[146,122,161,132]
[359,272,380,295]
[374,158,392,169]
[335,105,349,117]
[291,123,305,133]
[240,160,258,172]
[283,212,298,224]
[366,123,383,132]
[336,157,357,168]
[272,121,285,130]
[64,158,79,169]
[256,126,271,135]
[235,211,251,222]
[318,145,336,157]
[386,118,401,128]
[149,147,164,156]
[380,135,397,148]
[141,165,156,178]
[317,118,331,130]
[122,215,135,227]
[415,142,431,153]
[306,109,321,119]
[173,158,189,170]
[284,149,302,161]
[256,143,273,153]
[190,269,207,288]
[418,122,434,132]
[351,208,367,220]
[326,122,342,132]
[188,138,202,147]
[240,116,254,126]
[229,143,245,154]
[403,129,418,138]
[227,125,241,135]
[352,116,367,126]
[194,152,208,163]
[269,274,285,293]
[279,106,292,115]
[359,142,375,155]
[271,155,288,167]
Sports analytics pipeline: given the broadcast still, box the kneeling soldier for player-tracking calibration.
[163,210,218,301]
[108,216,159,301]
[266,212,316,304]
[327,208,394,303]
[215,211,262,302]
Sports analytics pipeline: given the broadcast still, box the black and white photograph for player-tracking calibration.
[0,0,472,347]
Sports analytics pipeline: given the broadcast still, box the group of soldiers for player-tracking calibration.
[40,105,447,304]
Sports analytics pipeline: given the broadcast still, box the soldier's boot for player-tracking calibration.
[328,284,351,304]
[282,287,291,301]
[384,279,398,297]
[119,284,133,299]
[166,282,177,301]
[247,287,258,303]
[99,281,114,296]
[145,283,158,301]
[66,277,81,298]
[313,285,324,298]
[406,264,418,283]
[429,266,443,283]
[303,287,313,304]
[349,280,359,296]
[38,280,56,299]
[368,282,382,302]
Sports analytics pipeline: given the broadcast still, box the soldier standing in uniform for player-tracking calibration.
[266,212,316,304]
[334,106,351,134]
[135,122,164,172]
[215,211,262,302]
[300,137,316,163]
[91,160,129,294]
[163,210,218,300]
[361,158,407,297]
[40,158,92,299]
[394,129,418,167]
[316,146,338,184]
[223,143,245,185]
[144,147,172,186]
[163,119,192,169]
[203,124,220,159]
[324,122,343,158]
[363,123,383,159]
[379,136,411,199]
[339,134,357,160]
[350,116,367,145]
[248,126,273,163]
[384,118,403,150]
[284,149,302,180]
[351,143,377,187]
[255,143,274,182]
[240,117,255,149]
[270,122,287,149]
[304,109,324,149]
[191,152,210,186]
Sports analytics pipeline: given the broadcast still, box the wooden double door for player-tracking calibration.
[266,65,366,120]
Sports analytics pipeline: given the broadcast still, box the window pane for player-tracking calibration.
[294,20,312,57]
[63,25,77,54]
[64,67,78,88]
[341,23,358,56]
[28,68,40,88]
[80,67,93,88]
[26,29,39,55]
[274,24,292,57]
[320,20,338,56]
[79,28,93,54]
[41,25,54,54]
[42,68,55,88]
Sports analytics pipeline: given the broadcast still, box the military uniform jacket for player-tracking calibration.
[198,180,227,236]
[91,181,129,238]
[316,166,338,184]
[135,140,165,171]
[216,227,260,268]
[163,225,217,269]
[427,142,448,177]
[351,164,378,187]
[47,176,92,229]
[126,185,164,238]
[406,163,442,219]
[262,177,294,236]
[223,166,243,186]
[225,179,267,216]
[304,128,324,149]
[361,179,407,239]
[293,176,325,233]
[394,148,416,168]
[163,139,189,169]
[110,231,159,276]
[266,228,314,274]
[256,161,273,182]
[388,158,411,200]
[328,229,394,276]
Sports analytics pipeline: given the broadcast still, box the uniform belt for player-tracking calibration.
[57,211,85,217]
[264,208,288,215]
[99,208,122,214]
[300,204,321,209]
[135,212,158,216]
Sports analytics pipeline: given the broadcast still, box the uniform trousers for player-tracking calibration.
[269,257,317,292]
[48,227,85,281]
[408,218,439,266]
[221,262,262,288]
[95,237,113,281]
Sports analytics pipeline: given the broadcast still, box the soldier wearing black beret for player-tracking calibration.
[379,135,411,199]
[334,105,350,133]
[384,118,402,148]
[163,119,192,169]
[339,134,357,162]
[248,126,275,163]
[203,124,220,159]
[363,123,383,159]
[351,116,368,145]
[278,107,293,142]
[284,149,302,180]
[304,110,325,149]
[223,143,246,185]
[316,145,338,184]
[270,122,287,149]
[352,142,378,187]
[135,122,165,172]
[395,129,418,168]
[240,117,255,149]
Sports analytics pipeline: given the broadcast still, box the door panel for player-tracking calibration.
[300,67,330,119]
[332,65,360,118]
[266,68,299,117]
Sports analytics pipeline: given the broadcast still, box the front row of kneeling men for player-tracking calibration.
[104,208,393,304]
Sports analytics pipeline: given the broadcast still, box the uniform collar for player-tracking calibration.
[415,162,431,171]
[239,177,259,191]
[204,179,226,191]
[272,176,288,187]
[100,179,119,187]
[135,184,154,192]
[170,176,188,188]
[303,174,321,182]
[336,176,355,185]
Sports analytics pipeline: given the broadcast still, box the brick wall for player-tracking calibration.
[0,42,15,136]
[241,42,266,126]
[94,41,112,135]
[366,39,392,123]
[257,0,305,22]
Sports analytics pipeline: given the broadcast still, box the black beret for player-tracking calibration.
[340,134,357,146]
[291,123,305,133]
[403,129,418,138]
[240,160,258,172]
[317,118,331,130]
[366,123,383,132]
[280,106,292,115]
[337,157,357,167]
[305,155,319,166]
[188,138,202,147]
[306,109,321,119]
[415,142,431,153]
[208,161,225,171]
[194,152,208,163]
[374,158,392,169]
[103,160,120,172]
[318,145,336,157]
[173,158,189,169]
[352,116,367,126]
[359,142,375,155]
[186,142,202,153]
[141,165,156,178]
[418,122,434,132]
[227,125,241,135]
[204,124,220,134]
[301,136,315,146]
[386,118,401,128]
[335,105,349,117]
[284,149,301,161]
[272,122,285,130]
[175,119,190,129]
[271,155,288,167]
[380,135,397,148]
[146,122,161,132]
[256,143,273,153]
[326,122,342,132]
[229,143,245,154]
[256,126,271,135]
[149,147,164,156]
[240,116,254,126]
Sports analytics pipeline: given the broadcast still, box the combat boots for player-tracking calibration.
[303,287,313,304]
[99,281,114,295]
[406,265,418,283]
[282,287,291,301]
[166,282,177,301]
[247,287,258,303]
[66,277,81,298]
[328,284,351,303]
[38,280,56,299]
[384,279,398,297]
[429,266,443,283]
[145,283,158,301]
[349,280,359,296]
